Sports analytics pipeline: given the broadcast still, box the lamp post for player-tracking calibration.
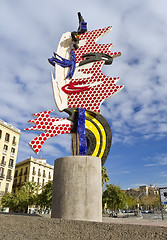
[137,192,145,217]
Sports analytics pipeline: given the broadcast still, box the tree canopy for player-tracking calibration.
[102,184,127,211]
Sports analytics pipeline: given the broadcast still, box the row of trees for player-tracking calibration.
[102,184,160,211]
[1,166,109,213]
[1,181,53,213]
[1,167,160,213]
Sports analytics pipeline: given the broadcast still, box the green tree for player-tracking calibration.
[1,181,38,212]
[18,181,38,212]
[140,195,160,210]
[102,184,127,211]
[126,195,137,210]
[36,181,53,211]
[102,166,109,187]
[1,193,16,211]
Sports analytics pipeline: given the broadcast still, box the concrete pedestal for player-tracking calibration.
[51,156,102,222]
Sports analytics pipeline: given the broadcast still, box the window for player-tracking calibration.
[32,167,36,175]
[6,169,12,180]
[43,170,46,177]
[14,169,18,177]
[5,133,10,142]
[42,179,45,186]
[48,172,51,179]
[0,130,2,139]
[0,167,4,177]
[12,136,16,145]
[38,169,41,176]
[1,156,6,165]
[24,176,27,182]
[11,148,15,156]
[32,176,34,182]
[3,145,8,152]
[13,179,17,186]
[19,168,23,176]
[37,178,40,185]
[24,166,28,175]
[9,159,14,167]
[5,183,9,193]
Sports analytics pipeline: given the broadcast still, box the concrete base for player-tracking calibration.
[51,156,102,222]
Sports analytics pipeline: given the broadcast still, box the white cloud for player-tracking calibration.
[145,154,167,167]
[0,0,167,163]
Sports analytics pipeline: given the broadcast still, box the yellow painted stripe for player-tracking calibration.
[86,112,106,158]
[85,119,100,156]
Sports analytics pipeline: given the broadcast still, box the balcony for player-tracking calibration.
[38,172,41,177]
[3,150,8,155]
[10,153,15,158]
[6,175,12,181]
[0,161,6,166]
[32,171,36,175]
[8,164,13,169]
[43,173,46,178]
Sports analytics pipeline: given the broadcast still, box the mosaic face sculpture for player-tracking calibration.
[25,13,124,165]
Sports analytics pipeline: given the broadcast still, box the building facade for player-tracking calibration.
[125,185,159,198]
[12,156,54,193]
[0,119,21,197]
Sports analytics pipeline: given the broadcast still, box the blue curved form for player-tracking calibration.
[48,50,76,79]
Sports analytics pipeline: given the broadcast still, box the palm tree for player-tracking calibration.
[102,166,109,187]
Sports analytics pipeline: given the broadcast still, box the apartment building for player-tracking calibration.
[12,156,54,193]
[125,185,159,198]
[0,119,21,197]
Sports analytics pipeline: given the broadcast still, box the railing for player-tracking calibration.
[6,175,12,181]
[0,161,6,166]
[10,153,15,157]
[8,164,13,168]
[32,171,36,175]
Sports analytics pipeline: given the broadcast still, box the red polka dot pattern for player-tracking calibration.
[66,26,123,113]
[24,110,72,153]
[25,26,124,154]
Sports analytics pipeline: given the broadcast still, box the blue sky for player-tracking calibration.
[0,0,167,190]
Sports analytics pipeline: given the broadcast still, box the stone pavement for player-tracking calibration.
[1,213,167,239]
[103,216,167,227]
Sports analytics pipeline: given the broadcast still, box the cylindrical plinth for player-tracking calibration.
[51,156,102,222]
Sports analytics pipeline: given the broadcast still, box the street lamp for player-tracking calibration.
[137,191,145,217]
